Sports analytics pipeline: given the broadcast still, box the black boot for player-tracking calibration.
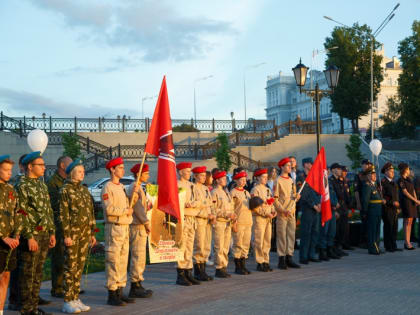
[129,281,153,298]
[234,258,247,275]
[215,268,228,278]
[286,255,301,268]
[278,256,287,270]
[176,269,192,286]
[119,287,135,303]
[327,246,340,259]
[256,263,267,272]
[264,263,273,272]
[223,267,232,278]
[185,269,201,285]
[241,258,251,275]
[200,263,213,280]
[107,289,125,306]
[194,263,202,280]
[335,245,349,257]
[319,249,330,261]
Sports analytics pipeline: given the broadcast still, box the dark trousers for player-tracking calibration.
[382,208,398,250]
[299,208,320,261]
[319,210,336,249]
[51,226,65,295]
[367,212,381,253]
[335,210,350,247]
[360,214,368,245]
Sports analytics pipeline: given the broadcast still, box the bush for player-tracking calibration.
[345,134,363,171]
[173,123,199,132]
[215,133,232,171]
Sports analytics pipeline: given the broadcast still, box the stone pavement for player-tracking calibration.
[6,242,420,315]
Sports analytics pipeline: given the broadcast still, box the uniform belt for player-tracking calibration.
[106,222,122,226]
[369,200,382,204]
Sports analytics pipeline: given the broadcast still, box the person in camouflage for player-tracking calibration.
[47,155,72,298]
[0,156,21,315]
[59,159,96,313]
[16,151,56,315]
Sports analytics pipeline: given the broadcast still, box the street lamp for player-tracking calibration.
[292,59,340,153]
[194,75,213,127]
[244,62,265,122]
[324,3,400,140]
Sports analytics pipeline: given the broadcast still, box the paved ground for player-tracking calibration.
[6,241,420,315]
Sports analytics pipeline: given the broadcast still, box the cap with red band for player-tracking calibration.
[254,168,268,177]
[233,171,247,180]
[212,170,226,180]
[176,162,192,170]
[130,163,149,175]
[192,166,206,174]
[106,157,124,170]
[278,157,290,168]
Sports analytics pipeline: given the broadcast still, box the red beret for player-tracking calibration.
[254,168,268,177]
[212,170,226,180]
[130,163,149,175]
[106,157,124,170]
[278,157,291,168]
[192,166,206,174]
[233,171,247,180]
[176,162,192,170]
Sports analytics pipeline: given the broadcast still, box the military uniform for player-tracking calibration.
[319,180,339,260]
[47,171,66,296]
[59,179,96,303]
[16,175,55,313]
[381,176,400,251]
[354,171,368,245]
[330,173,351,249]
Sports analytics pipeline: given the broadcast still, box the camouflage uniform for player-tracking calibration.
[47,171,66,296]
[16,176,55,313]
[0,182,21,273]
[59,180,96,302]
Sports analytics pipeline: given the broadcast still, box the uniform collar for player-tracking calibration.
[235,187,245,191]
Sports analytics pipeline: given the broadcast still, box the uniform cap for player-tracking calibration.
[278,157,290,168]
[363,165,376,175]
[361,159,371,165]
[192,166,206,174]
[302,157,313,165]
[330,163,342,170]
[341,165,349,172]
[0,155,10,164]
[176,162,192,171]
[212,170,226,180]
[381,162,393,174]
[130,163,149,175]
[22,151,42,165]
[233,171,247,180]
[254,168,268,177]
[65,159,83,174]
[106,157,124,170]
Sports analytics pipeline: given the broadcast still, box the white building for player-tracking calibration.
[265,46,401,134]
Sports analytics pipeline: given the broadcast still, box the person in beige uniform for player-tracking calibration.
[176,162,200,286]
[101,157,135,306]
[274,158,301,270]
[127,163,153,299]
[192,166,215,281]
[251,168,277,272]
[230,170,252,275]
[211,170,237,278]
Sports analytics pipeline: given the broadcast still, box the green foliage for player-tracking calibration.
[345,134,364,170]
[324,23,383,133]
[215,133,232,171]
[172,123,199,132]
[62,133,82,159]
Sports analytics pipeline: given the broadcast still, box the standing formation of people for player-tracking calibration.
[0,152,419,314]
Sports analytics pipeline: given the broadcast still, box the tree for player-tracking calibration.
[172,123,199,132]
[215,133,231,171]
[62,133,82,160]
[345,134,364,170]
[324,23,383,133]
[378,96,408,138]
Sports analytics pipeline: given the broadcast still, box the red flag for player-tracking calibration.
[305,147,332,225]
[145,76,180,220]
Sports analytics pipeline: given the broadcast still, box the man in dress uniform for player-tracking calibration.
[176,162,200,286]
[47,155,72,298]
[298,157,322,265]
[354,159,372,248]
[101,157,135,306]
[192,166,215,281]
[381,162,401,252]
[16,151,56,315]
[127,163,153,298]
[0,156,21,315]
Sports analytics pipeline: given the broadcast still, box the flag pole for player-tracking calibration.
[129,147,148,208]
[297,181,306,195]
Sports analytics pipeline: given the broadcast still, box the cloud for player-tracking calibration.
[0,87,137,118]
[28,0,236,62]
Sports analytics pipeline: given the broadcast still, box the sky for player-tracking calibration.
[0,0,419,120]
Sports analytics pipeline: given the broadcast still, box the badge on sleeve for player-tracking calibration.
[8,191,15,200]
[102,193,109,201]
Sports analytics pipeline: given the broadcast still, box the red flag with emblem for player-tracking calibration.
[305,147,332,225]
[145,76,180,219]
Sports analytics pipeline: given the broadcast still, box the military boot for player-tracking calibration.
[264,263,273,272]
[327,246,340,259]
[129,281,153,298]
[193,263,202,280]
[319,249,330,261]
[234,258,247,275]
[176,269,192,286]
[200,263,213,281]
[240,258,251,275]
[278,256,287,270]
[107,289,125,306]
[222,267,232,278]
[185,269,201,285]
[215,268,228,278]
[118,287,135,303]
[286,255,301,268]
[256,263,267,272]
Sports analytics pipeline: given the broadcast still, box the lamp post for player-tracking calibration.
[243,62,265,122]
[324,3,399,140]
[292,59,340,153]
[193,75,213,127]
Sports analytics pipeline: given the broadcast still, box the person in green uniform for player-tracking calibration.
[47,155,72,298]
[361,166,386,255]
[16,151,56,315]
[59,159,96,313]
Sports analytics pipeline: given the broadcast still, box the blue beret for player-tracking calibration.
[66,159,83,174]
[0,155,10,164]
[22,151,41,165]
[302,157,313,165]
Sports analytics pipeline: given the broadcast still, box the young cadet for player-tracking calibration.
[230,170,252,275]
[176,162,200,286]
[192,166,215,281]
[251,168,277,272]
[211,170,237,278]
[274,158,300,270]
[101,157,135,306]
[0,156,21,315]
[127,163,153,298]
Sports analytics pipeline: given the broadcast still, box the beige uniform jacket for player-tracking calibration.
[230,187,252,226]
[193,183,213,219]
[101,181,133,225]
[274,176,297,215]
[178,179,200,217]
[127,182,149,225]
[211,187,234,222]
[251,184,274,217]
